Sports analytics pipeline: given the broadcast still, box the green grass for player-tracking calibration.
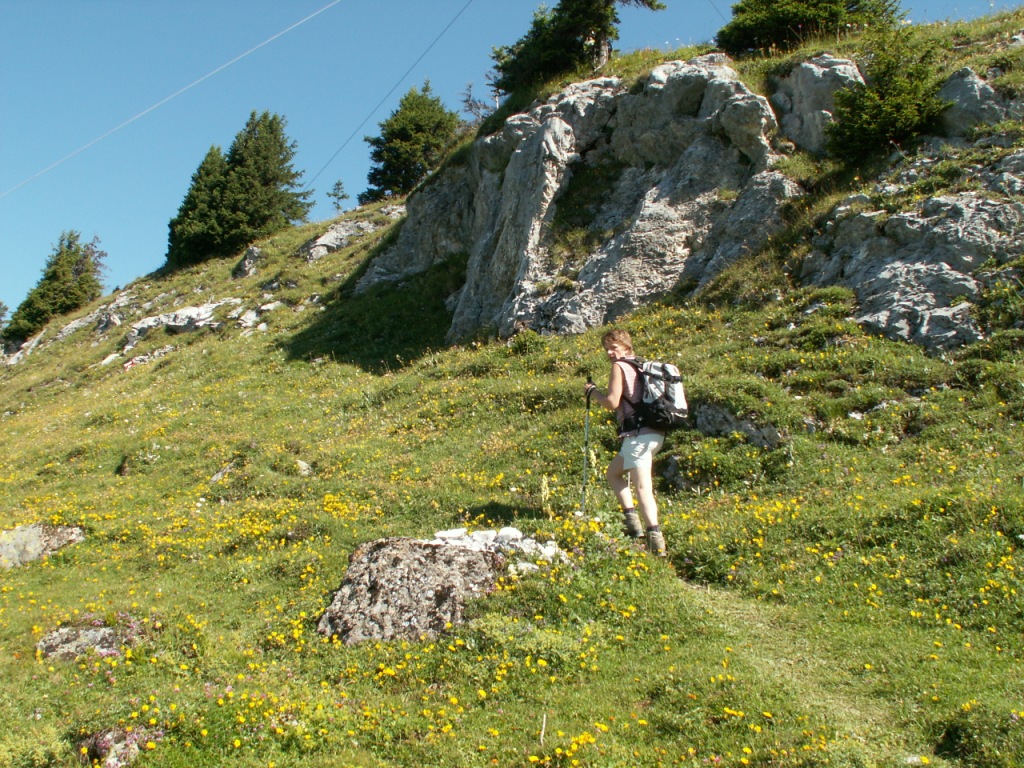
[2,211,1021,767]
[3,11,1024,768]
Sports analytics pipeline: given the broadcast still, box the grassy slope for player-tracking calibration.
[2,12,1024,768]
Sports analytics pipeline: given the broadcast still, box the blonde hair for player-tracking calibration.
[601,328,633,353]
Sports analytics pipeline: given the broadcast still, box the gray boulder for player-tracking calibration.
[36,626,121,660]
[317,537,505,645]
[939,67,1024,137]
[232,246,264,278]
[0,523,84,569]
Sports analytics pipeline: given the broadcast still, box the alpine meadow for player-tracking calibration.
[2,5,1023,768]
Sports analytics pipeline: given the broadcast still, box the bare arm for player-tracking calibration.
[586,362,625,411]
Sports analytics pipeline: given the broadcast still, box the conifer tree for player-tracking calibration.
[166,146,229,269]
[826,23,946,161]
[327,180,350,212]
[359,83,461,205]
[491,0,664,93]
[218,111,313,257]
[165,111,312,268]
[2,231,106,346]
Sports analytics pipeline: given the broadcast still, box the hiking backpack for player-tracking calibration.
[624,357,688,431]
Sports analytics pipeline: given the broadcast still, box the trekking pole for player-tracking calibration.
[580,375,593,517]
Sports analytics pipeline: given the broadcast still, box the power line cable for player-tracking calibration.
[303,0,477,192]
[1,0,344,201]
[705,0,729,24]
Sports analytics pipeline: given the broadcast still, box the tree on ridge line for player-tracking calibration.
[358,82,461,206]
[2,231,106,348]
[490,0,665,94]
[166,110,312,270]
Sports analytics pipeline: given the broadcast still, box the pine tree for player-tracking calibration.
[327,180,350,212]
[359,83,461,205]
[166,146,229,269]
[219,111,313,258]
[2,231,106,346]
[491,0,664,94]
[165,111,312,268]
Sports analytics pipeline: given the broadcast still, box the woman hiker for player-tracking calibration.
[583,328,667,556]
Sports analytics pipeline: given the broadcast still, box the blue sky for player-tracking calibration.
[1,0,1020,316]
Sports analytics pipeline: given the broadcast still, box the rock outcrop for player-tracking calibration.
[693,402,784,449]
[802,151,1024,351]
[77,727,158,768]
[357,55,799,343]
[122,298,242,352]
[4,54,1022,366]
[36,612,147,661]
[770,53,865,154]
[352,54,1022,353]
[299,218,390,262]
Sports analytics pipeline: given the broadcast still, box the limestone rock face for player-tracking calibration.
[355,55,795,343]
[317,538,505,645]
[771,54,864,154]
[802,188,1024,351]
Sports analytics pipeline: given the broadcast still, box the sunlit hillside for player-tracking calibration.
[2,10,1023,768]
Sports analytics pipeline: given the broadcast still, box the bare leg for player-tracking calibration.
[608,455,644,539]
[606,454,634,510]
[631,465,659,529]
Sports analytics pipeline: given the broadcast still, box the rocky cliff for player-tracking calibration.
[357,50,1024,352]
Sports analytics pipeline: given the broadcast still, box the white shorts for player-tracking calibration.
[619,430,665,471]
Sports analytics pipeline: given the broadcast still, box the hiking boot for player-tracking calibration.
[646,528,667,557]
[621,510,643,539]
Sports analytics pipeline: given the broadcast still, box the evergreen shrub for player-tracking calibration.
[826,26,949,161]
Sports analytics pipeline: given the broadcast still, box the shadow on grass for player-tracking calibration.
[467,501,548,526]
[282,252,468,374]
